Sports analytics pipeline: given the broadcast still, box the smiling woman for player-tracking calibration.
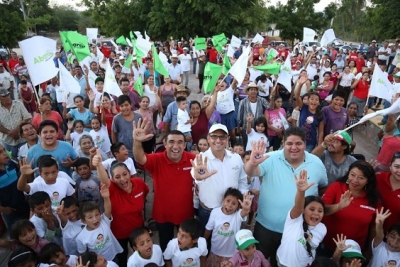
[32,98,64,140]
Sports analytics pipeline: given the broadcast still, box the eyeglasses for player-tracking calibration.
[209,134,228,140]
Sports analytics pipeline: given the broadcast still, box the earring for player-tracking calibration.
[346,179,349,184]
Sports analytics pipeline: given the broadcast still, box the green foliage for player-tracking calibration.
[364,0,400,40]
[0,4,26,49]
[50,6,82,31]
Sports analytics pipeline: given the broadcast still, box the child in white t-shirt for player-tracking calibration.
[90,116,112,158]
[38,242,78,267]
[330,237,366,266]
[100,142,137,176]
[276,170,327,267]
[256,74,272,100]
[245,114,269,152]
[370,208,400,267]
[242,151,261,227]
[127,227,164,267]
[204,188,252,267]
[176,96,192,134]
[76,184,123,261]
[164,218,208,267]
[66,120,85,152]
[78,251,119,267]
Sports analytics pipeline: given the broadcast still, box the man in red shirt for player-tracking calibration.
[278,44,289,59]
[207,45,218,64]
[133,119,195,251]
[355,52,366,74]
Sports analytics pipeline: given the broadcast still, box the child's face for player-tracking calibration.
[133,232,153,259]
[243,155,250,164]
[308,95,320,110]
[198,139,209,152]
[302,96,309,105]
[82,209,101,230]
[179,100,188,110]
[91,119,101,131]
[222,195,240,215]
[240,244,257,260]
[39,165,59,185]
[74,97,84,108]
[274,98,283,108]
[18,228,37,248]
[93,255,107,267]
[331,96,345,111]
[50,251,67,265]
[21,83,27,88]
[303,201,324,227]
[63,204,79,222]
[115,145,129,161]
[233,146,244,156]
[120,101,132,115]
[74,123,84,133]
[40,125,58,147]
[386,231,400,252]
[255,123,265,134]
[77,164,91,179]
[177,228,197,250]
[32,199,51,218]
[0,145,9,165]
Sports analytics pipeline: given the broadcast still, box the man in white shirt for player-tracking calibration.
[378,41,391,66]
[179,48,191,87]
[191,124,248,233]
[0,64,14,93]
[389,40,400,74]
[334,54,345,73]
[167,54,183,84]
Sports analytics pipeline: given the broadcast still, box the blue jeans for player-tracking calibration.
[306,144,316,153]
[2,141,25,160]
[388,64,396,74]
[381,100,391,123]
[198,203,212,236]
[192,58,197,74]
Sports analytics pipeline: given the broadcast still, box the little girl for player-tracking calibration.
[8,246,38,267]
[277,170,326,266]
[204,188,252,267]
[265,95,286,151]
[0,219,49,253]
[246,115,269,152]
[295,73,325,152]
[289,93,309,127]
[89,116,112,158]
[127,227,164,267]
[39,242,78,267]
[66,120,85,152]
[19,80,37,116]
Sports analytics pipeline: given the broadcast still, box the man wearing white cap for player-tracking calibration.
[179,47,191,88]
[167,54,183,84]
[191,123,247,232]
[378,41,391,66]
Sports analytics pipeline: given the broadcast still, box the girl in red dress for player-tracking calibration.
[19,80,37,116]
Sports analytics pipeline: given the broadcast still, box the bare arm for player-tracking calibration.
[111,131,117,144]
[205,88,218,119]
[92,149,110,186]
[385,114,396,134]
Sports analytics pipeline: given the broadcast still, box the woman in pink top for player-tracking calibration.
[32,98,63,140]
[265,95,286,151]
[317,71,334,100]
[158,76,177,116]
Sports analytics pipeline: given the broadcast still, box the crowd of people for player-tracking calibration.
[0,34,399,267]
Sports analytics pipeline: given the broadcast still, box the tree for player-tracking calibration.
[50,6,81,31]
[0,4,26,51]
[364,0,400,40]
[266,0,334,44]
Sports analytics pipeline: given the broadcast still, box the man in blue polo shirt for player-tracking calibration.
[244,127,328,267]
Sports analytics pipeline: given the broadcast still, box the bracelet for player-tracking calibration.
[321,142,327,148]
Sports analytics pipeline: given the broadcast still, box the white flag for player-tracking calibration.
[359,97,400,123]
[228,46,250,85]
[134,31,143,39]
[369,63,395,102]
[86,28,98,43]
[230,35,241,48]
[58,59,80,94]
[110,39,119,51]
[303,27,316,42]
[145,31,150,41]
[320,29,336,47]
[136,37,152,56]
[104,59,123,96]
[252,33,264,44]
[277,56,293,92]
[158,51,169,70]
[227,44,235,57]
[96,47,104,62]
[19,36,59,87]
[126,37,133,47]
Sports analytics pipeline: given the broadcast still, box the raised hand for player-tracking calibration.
[132,118,154,142]
[249,140,269,166]
[19,158,38,176]
[376,207,391,225]
[246,113,254,123]
[338,190,354,210]
[345,259,362,267]
[238,192,253,212]
[87,90,95,101]
[92,149,102,167]
[67,121,73,130]
[190,154,217,181]
[100,183,110,198]
[333,233,351,252]
[294,169,314,192]
[61,154,74,167]
[76,256,90,267]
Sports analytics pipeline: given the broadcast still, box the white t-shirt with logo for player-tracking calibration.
[216,86,235,114]
[163,237,207,267]
[76,214,123,261]
[127,244,164,267]
[61,219,85,255]
[277,211,327,267]
[30,214,62,246]
[257,80,272,97]
[370,240,400,267]
[246,129,268,151]
[392,49,400,66]
[205,207,245,257]
[90,126,112,155]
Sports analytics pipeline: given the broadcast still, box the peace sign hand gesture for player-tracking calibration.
[190,154,217,181]
[294,169,314,192]
[333,233,351,252]
[376,207,391,225]
[19,158,38,176]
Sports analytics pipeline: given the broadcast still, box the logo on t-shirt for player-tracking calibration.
[94,234,110,250]
[179,258,197,267]
[217,222,234,237]
[384,260,397,267]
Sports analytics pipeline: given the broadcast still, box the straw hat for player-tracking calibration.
[244,82,261,93]
[174,84,191,97]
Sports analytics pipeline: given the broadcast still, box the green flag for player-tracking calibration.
[116,35,128,46]
[124,54,132,68]
[267,48,278,62]
[253,63,281,75]
[203,63,222,94]
[152,45,169,77]
[60,31,75,53]
[194,37,206,50]
[65,32,91,62]
[222,54,231,75]
[212,33,227,47]
[134,76,143,96]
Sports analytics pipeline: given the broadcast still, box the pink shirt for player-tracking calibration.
[32,111,64,140]
[229,250,270,267]
[265,108,286,136]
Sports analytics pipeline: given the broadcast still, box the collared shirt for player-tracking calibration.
[237,97,269,127]
[0,71,13,89]
[13,63,28,77]
[257,149,328,233]
[74,75,87,98]
[0,100,32,145]
[167,63,183,80]
[18,136,41,160]
[191,149,247,209]
[163,100,190,131]
[229,250,270,267]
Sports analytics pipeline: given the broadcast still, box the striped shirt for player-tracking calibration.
[13,63,28,77]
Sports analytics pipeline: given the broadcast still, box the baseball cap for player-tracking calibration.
[95,77,104,84]
[235,229,259,250]
[183,47,189,50]
[371,40,377,43]
[336,131,352,145]
[393,72,400,78]
[0,89,10,96]
[119,56,125,60]
[209,123,228,134]
[342,239,366,261]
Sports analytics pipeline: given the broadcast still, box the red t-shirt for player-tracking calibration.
[349,53,358,62]
[279,49,289,59]
[141,151,195,224]
[376,136,400,167]
[208,49,218,63]
[355,59,365,73]
[8,58,19,72]
[109,177,149,239]
[322,182,380,251]
[353,80,369,99]
[330,71,339,86]
[191,110,209,145]
[95,105,120,135]
[177,46,184,55]
[376,172,400,232]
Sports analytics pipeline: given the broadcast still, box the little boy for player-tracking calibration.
[233,143,245,158]
[56,196,84,256]
[17,156,75,213]
[322,90,349,137]
[75,158,102,207]
[99,142,136,176]
[370,208,400,266]
[163,218,207,267]
[76,184,123,261]
[176,96,192,150]
[221,229,270,267]
[29,191,62,245]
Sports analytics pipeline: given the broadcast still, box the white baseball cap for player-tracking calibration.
[209,123,228,134]
[235,229,259,250]
[342,239,366,261]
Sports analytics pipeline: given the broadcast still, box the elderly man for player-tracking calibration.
[0,89,31,159]
[0,63,14,96]
[244,127,328,267]
[167,54,183,84]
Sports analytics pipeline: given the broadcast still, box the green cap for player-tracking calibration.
[336,131,352,145]
[95,77,104,84]
[393,73,400,78]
